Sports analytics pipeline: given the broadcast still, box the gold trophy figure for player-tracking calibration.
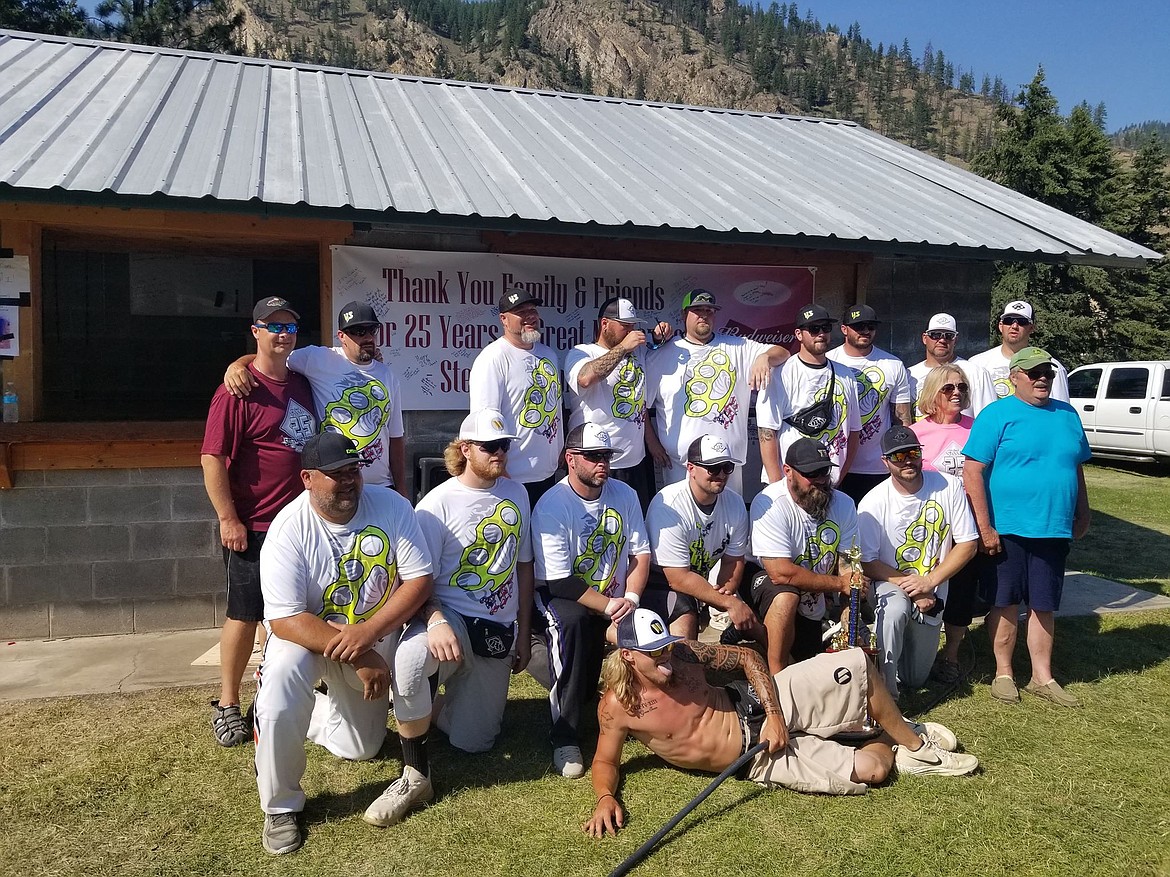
[827,541,880,737]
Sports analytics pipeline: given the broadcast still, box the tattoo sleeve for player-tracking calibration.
[581,346,628,383]
[684,642,783,717]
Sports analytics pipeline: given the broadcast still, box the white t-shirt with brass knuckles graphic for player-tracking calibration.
[261,487,432,627]
[533,478,649,598]
[469,337,563,484]
[647,480,748,577]
[565,342,648,469]
[826,346,912,475]
[287,346,404,488]
[415,476,533,624]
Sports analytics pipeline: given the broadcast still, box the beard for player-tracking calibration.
[468,453,504,481]
[789,476,832,520]
[520,328,542,345]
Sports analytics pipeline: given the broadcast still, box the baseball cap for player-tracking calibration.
[842,304,880,326]
[926,313,958,333]
[302,432,360,472]
[1000,300,1034,321]
[686,434,743,466]
[880,425,922,456]
[459,408,518,442]
[499,286,543,313]
[565,422,614,453]
[253,297,299,322]
[784,438,832,476]
[795,304,835,328]
[617,608,683,653]
[599,297,645,324]
[337,301,379,330]
[681,289,720,311]
[1009,346,1053,371]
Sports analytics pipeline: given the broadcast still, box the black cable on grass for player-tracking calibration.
[607,741,769,877]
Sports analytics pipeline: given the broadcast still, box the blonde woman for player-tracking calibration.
[909,365,984,683]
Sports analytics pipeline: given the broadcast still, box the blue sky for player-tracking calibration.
[811,1,1169,132]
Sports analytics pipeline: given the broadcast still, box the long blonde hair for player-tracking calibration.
[917,364,969,420]
[600,649,641,714]
[442,438,468,477]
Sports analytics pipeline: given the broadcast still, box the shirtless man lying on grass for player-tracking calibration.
[584,608,978,838]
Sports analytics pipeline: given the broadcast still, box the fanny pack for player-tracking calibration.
[783,365,835,436]
[461,614,516,659]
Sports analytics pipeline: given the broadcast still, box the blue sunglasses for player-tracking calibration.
[256,322,299,334]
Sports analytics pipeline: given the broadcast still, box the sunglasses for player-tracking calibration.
[926,330,957,341]
[939,382,969,395]
[344,326,379,338]
[802,323,834,335]
[1025,365,1055,380]
[256,322,298,334]
[884,448,922,464]
[475,439,511,454]
[574,450,614,463]
[698,461,735,476]
[848,322,878,333]
[1001,316,1032,327]
[643,642,676,658]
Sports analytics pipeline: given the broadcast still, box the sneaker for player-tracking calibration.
[363,766,434,827]
[211,700,250,747]
[1024,679,1081,708]
[553,745,586,778]
[895,735,979,777]
[907,721,958,752]
[262,812,302,855]
[930,656,961,684]
[990,675,1020,703]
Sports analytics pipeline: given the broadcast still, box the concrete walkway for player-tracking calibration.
[2,573,1168,702]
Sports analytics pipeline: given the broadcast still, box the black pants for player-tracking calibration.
[534,589,609,748]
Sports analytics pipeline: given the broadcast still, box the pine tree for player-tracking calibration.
[1,0,88,34]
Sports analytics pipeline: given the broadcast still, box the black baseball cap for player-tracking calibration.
[681,289,720,311]
[337,301,379,330]
[301,432,361,472]
[795,304,835,328]
[784,438,832,475]
[253,297,299,322]
[880,425,922,456]
[842,304,880,326]
[499,287,543,313]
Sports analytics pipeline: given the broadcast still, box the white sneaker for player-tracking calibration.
[363,766,434,827]
[907,721,959,752]
[896,735,979,777]
[262,812,302,855]
[553,745,586,778]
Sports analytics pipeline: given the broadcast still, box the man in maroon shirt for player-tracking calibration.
[201,297,318,746]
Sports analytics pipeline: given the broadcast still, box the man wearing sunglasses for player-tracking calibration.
[583,608,978,837]
[566,297,672,512]
[857,426,978,699]
[646,288,789,496]
[408,408,533,756]
[757,303,860,488]
[531,423,651,778]
[826,305,914,505]
[968,300,1071,403]
[963,347,1091,709]
[202,297,318,748]
[224,300,407,498]
[644,434,757,640]
[470,286,563,506]
[907,313,997,419]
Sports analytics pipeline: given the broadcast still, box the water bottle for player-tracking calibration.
[3,382,17,423]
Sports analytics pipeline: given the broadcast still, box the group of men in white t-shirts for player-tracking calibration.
[241,289,1064,855]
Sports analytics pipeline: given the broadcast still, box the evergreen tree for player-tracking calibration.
[96,0,244,52]
[1,0,88,34]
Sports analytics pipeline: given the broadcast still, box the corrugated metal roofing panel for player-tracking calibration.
[0,29,1160,265]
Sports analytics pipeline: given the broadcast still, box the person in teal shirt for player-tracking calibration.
[963,347,1091,708]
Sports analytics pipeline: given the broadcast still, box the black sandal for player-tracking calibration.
[211,700,250,747]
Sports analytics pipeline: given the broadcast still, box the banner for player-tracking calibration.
[331,246,815,410]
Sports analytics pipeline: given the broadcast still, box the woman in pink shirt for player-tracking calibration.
[910,365,984,683]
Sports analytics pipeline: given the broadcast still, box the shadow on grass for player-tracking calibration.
[1069,511,1170,595]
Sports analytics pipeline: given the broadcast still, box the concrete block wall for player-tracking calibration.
[0,467,222,640]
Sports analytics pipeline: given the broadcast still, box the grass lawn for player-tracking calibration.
[2,465,1169,877]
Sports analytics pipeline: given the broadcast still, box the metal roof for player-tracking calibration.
[0,29,1161,266]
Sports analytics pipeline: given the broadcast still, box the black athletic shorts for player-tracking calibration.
[737,562,825,663]
[223,530,266,623]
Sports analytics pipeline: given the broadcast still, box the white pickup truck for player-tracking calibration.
[1067,361,1170,462]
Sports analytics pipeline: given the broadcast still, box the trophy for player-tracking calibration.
[827,542,880,738]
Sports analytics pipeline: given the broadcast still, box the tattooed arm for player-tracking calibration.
[584,693,629,838]
[679,641,789,753]
[758,427,783,483]
[577,333,644,387]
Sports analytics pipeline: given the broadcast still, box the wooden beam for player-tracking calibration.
[10,439,201,472]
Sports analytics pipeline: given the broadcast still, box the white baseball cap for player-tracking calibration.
[566,422,614,452]
[459,408,518,442]
[1000,300,1034,321]
[926,313,958,333]
[600,297,645,325]
[686,434,742,466]
[617,608,683,653]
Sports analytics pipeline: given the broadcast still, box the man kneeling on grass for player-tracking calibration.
[584,609,978,837]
